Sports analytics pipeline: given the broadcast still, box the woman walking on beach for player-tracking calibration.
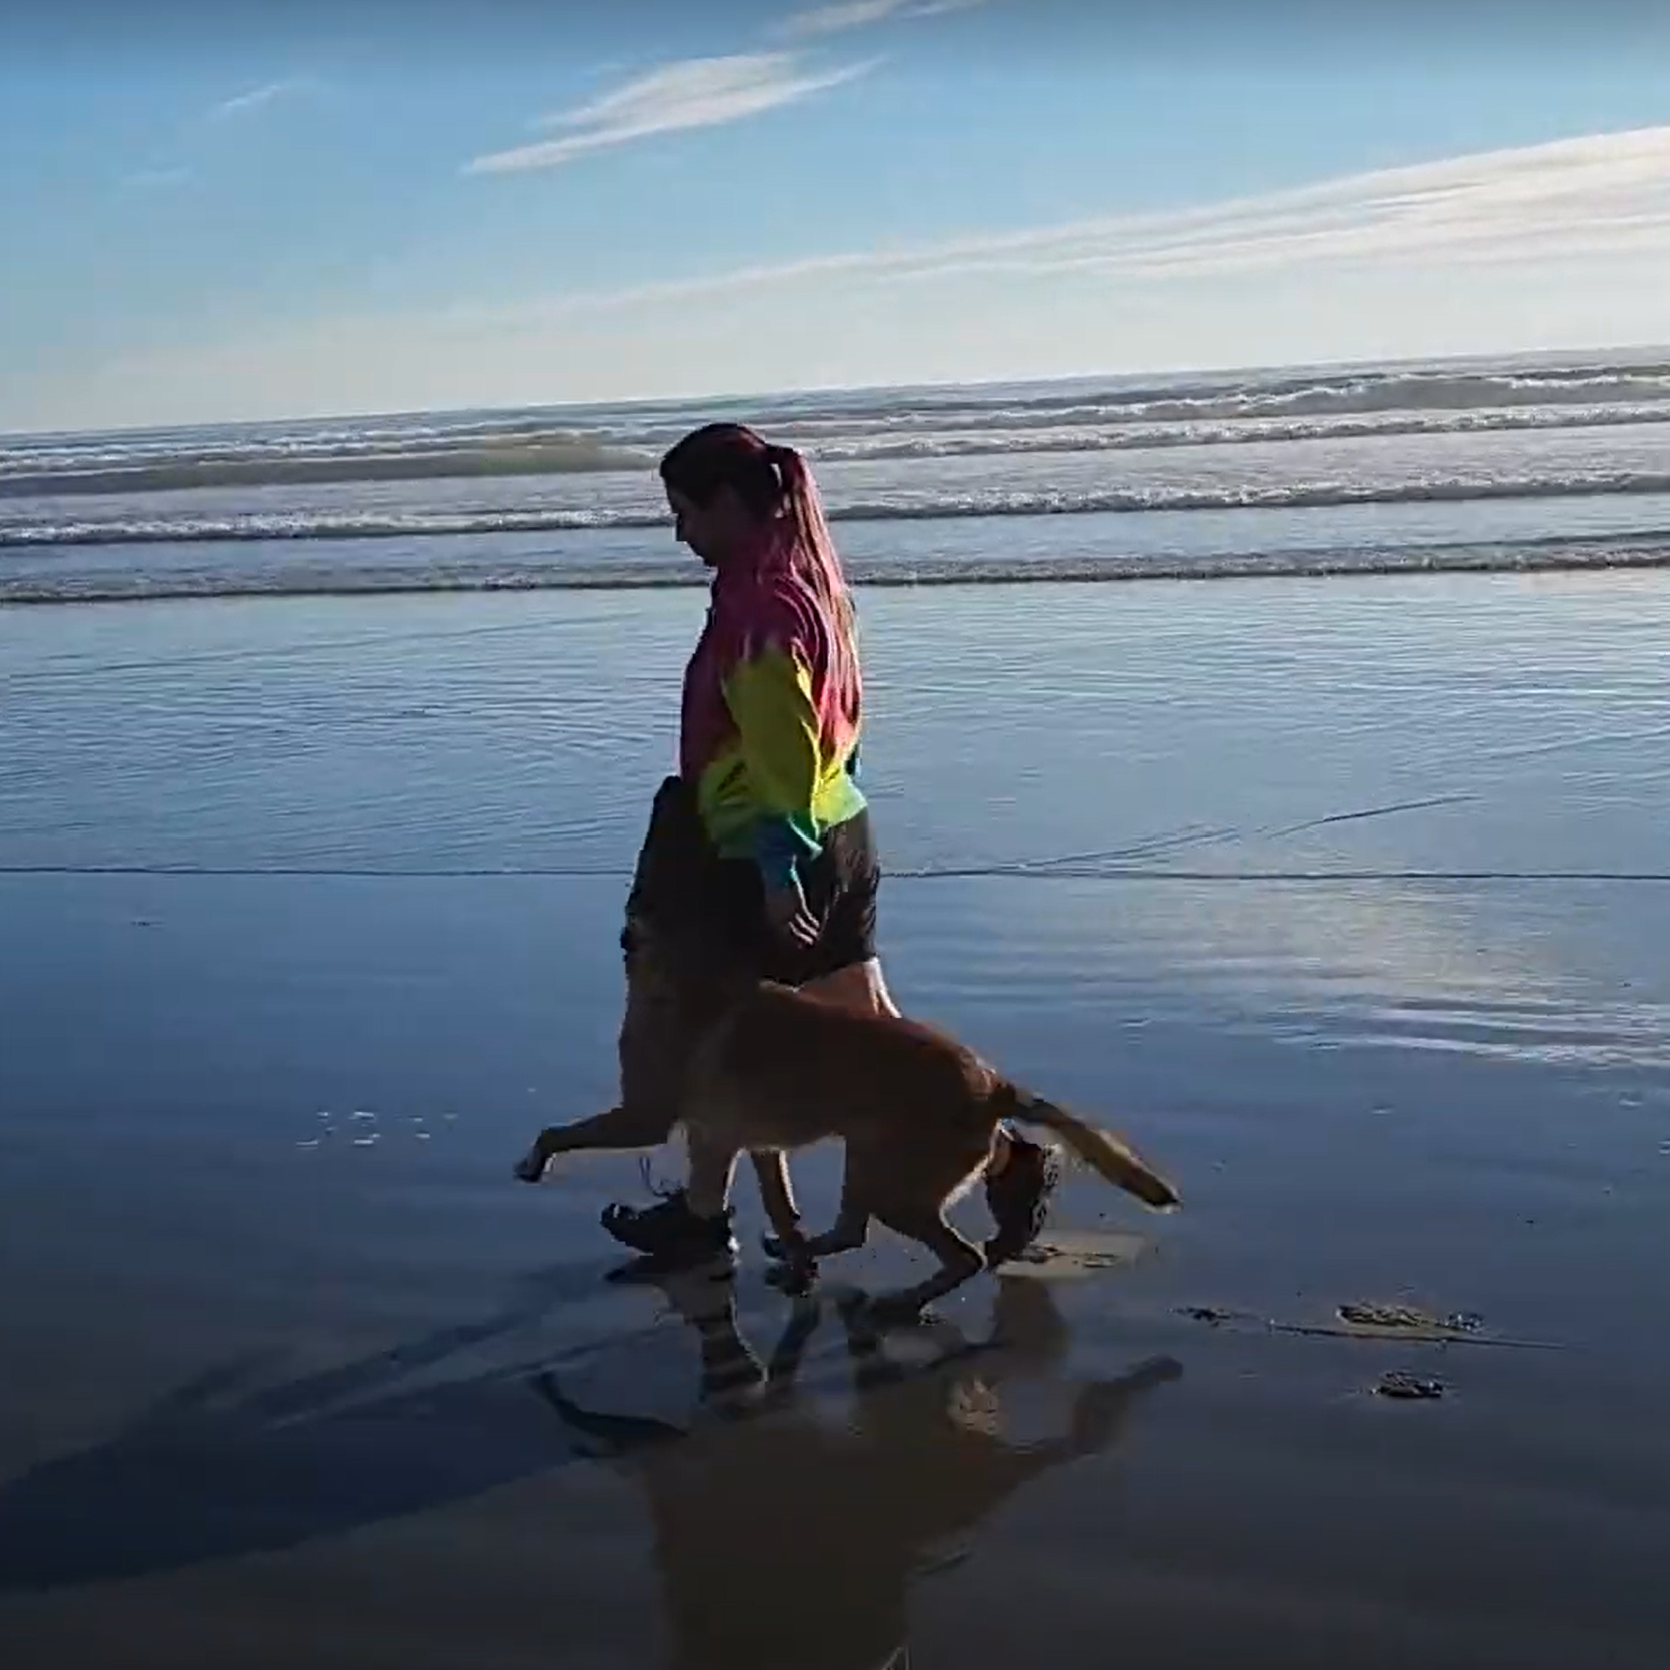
[517,423,1054,1269]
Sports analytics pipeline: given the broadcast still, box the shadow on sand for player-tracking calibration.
[0,1259,1178,1669]
[0,1254,624,1593]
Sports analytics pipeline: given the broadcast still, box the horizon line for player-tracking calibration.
[8,339,1668,442]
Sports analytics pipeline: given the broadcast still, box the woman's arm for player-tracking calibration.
[721,641,826,891]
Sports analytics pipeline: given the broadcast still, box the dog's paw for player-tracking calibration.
[513,1146,551,1184]
[764,1258,818,1298]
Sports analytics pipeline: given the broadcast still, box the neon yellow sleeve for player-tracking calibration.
[720,643,824,886]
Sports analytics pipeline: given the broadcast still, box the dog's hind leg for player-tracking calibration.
[761,1154,872,1262]
[751,1150,816,1292]
[858,1131,993,1320]
[866,1202,986,1321]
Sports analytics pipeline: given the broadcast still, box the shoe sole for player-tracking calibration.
[983,1149,1062,1268]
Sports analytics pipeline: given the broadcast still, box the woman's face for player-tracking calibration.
[667,483,753,569]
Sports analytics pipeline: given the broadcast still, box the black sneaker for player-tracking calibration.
[600,1187,738,1268]
[982,1134,1060,1268]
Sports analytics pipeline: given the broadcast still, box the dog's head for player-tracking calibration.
[619,910,752,1030]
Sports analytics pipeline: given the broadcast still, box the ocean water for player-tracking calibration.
[5,348,1670,603]
[3,577,1670,1668]
[7,352,1670,1663]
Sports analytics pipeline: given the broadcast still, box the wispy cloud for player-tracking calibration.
[878,126,1670,286]
[467,125,1670,310]
[466,51,877,174]
[209,77,312,121]
[58,125,1670,432]
[779,0,986,38]
[462,0,962,178]
[116,76,317,187]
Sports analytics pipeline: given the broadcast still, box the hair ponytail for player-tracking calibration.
[767,443,860,705]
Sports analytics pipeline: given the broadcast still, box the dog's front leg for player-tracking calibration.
[512,1101,676,1180]
[762,1155,871,1262]
[751,1150,804,1244]
[753,1151,818,1294]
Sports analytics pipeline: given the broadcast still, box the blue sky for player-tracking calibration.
[5,0,1670,431]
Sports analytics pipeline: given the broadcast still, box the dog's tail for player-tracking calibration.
[997,1084,1180,1210]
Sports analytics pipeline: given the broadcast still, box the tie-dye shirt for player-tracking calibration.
[679,531,866,890]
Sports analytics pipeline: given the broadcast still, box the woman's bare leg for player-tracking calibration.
[798,956,900,1019]
[685,1136,740,1221]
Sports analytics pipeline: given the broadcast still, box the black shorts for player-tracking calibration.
[623,775,880,986]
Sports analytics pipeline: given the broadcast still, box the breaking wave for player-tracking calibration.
[6,356,1670,498]
[5,532,1667,607]
[9,469,1670,550]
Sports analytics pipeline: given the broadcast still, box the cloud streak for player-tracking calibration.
[465,125,1670,311]
[54,125,1670,432]
[463,0,975,177]
[778,0,985,38]
[879,125,1670,285]
[466,52,877,174]
[209,77,312,121]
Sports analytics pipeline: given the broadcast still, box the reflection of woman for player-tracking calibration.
[517,423,1055,1270]
[536,1275,1182,1670]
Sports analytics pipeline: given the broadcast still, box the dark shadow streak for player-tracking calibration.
[0,1255,624,1593]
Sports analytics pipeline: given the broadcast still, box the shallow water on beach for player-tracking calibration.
[3,573,1669,1667]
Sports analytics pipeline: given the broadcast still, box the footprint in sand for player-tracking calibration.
[298,1111,335,1149]
[998,1230,1149,1281]
[1374,1369,1447,1401]
[298,1108,442,1151]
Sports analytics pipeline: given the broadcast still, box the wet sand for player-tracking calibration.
[3,573,1669,1667]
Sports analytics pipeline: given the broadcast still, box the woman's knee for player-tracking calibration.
[799,957,899,1019]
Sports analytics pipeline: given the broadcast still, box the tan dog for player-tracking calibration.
[678,978,1180,1318]
[516,914,1180,1317]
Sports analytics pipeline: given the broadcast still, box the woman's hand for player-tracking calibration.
[764,876,820,948]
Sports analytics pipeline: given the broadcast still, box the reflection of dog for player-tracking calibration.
[535,1274,1182,1670]
[613,917,1180,1317]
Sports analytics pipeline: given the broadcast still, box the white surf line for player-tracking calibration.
[992,792,1480,877]
[6,863,1670,884]
[1476,718,1670,765]
[1026,868,1670,885]
[1262,792,1480,839]
[0,614,576,688]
